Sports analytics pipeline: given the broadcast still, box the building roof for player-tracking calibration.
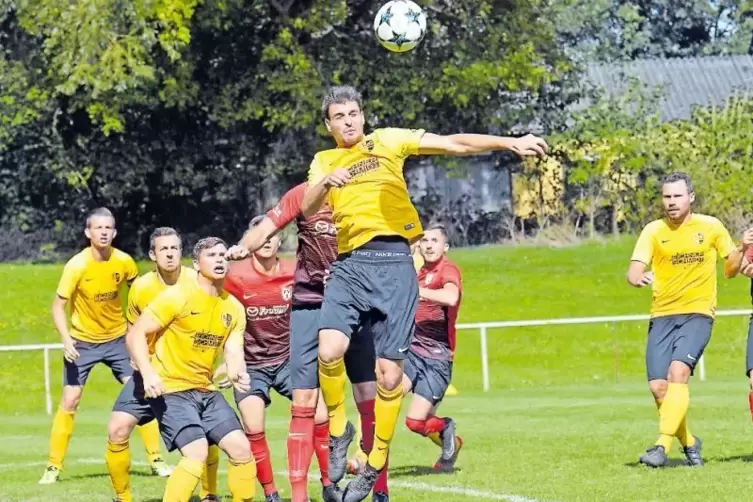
[584,55,753,121]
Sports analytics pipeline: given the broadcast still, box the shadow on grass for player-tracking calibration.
[388,464,462,477]
[623,458,690,469]
[706,454,753,463]
[67,471,154,480]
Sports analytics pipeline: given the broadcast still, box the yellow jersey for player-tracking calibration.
[631,214,737,318]
[144,279,246,393]
[412,250,425,272]
[126,266,197,353]
[308,127,425,253]
[56,247,138,343]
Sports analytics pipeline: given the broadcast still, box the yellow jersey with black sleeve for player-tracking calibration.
[55,247,138,343]
[630,214,737,318]
[126,266,197,353]
[144,279,246,393]
[308,127,425,253]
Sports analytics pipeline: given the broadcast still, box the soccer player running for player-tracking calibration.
[39,208,166,485]
[126,237,256,502]
[223,216,338,502]
[301,85,548,501]
[229,185,385,501]
[726,242,753,420]
[627,171,752,468]
[402,224,463,471]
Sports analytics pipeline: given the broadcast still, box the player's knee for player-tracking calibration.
[375,359,403,391]
[292,388,318,408]
[352,381,377,402]
[668,361,691,383]
[318,329,349,362]
[648,379,668,399]
[225,435,253,464]
[107,417,134,443]
[61,387,82,411]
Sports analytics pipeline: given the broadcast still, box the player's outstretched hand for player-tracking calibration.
[226,245,249,261]
[232,372,251,394]
[742,228,753,249]
[742,262,753,278]
[324,168,351,188]
[143,372,166,399]
[510,134,549,157]
[62,337,80,362]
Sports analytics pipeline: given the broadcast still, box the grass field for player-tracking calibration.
[3,236,753,501]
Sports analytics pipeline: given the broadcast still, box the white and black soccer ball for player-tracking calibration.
[373,0,427,53]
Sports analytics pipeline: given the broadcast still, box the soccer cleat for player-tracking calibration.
[343,463,380,502]
[372,491,389,502]
[639,445,667,468]
[38,465,60,485]
[150,457,173,477]
[347,444,369,475]
[433,419,462,472]
[265,492,283,502]
[682,435,703,467]
[329,421,356,484]
[201,496,220,502]
[322,483,343,502]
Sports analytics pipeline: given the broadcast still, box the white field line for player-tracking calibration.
[1,457,543,502]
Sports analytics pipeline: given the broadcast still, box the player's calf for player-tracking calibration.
[218,430,257,502]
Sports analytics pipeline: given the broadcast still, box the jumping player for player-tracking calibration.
[228,184,385,501]
[301,85,548,501]
[627,171,750,467]
[39,208,167,485]
[106,227,196,502]
[126,237,256,502]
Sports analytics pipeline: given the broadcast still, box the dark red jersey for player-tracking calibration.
[225,258,295,368]
[266,183,338,306]
[412,257,462,361]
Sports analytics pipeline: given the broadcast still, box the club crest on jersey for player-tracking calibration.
[113,272,121,283]
[364,139,374,151]
[221,313,232,328]
[425,273,434,285]
[695,233,705,244]
[281,285,292,301]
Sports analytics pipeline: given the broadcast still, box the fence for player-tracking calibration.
[2,308,752,414]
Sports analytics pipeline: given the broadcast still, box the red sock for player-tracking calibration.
[357,399,375,453]
[249,432,276,496]
[314,420,331,486]
[288,405,316,502]
[424,416,447,434]
[374,455,389,494]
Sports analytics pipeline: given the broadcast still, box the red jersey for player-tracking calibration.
[412,257,462,361]
[266,183,338,306]
[225,258,295,368]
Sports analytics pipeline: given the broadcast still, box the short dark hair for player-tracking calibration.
[249,215,265,229]
[193,237,227,261]
[425,223,448,239]
[662,171,694,193]
[322,85,363,119]
[149,227,181,251]
[86,207,115,228]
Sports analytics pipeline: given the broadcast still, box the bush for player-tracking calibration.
[0,226,65,263]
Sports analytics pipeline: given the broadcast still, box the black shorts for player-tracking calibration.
[149,389,242,452]
[234,361,292,407]
[319,243,418,361]
[646,313,713,381]
[111,372,155,426]
[290,305,377,390]
[403,350,453,406]
[64,336,133,386]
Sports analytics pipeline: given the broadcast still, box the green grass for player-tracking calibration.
[2,237,753,501]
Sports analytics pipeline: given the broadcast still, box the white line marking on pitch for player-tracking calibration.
[2,457,543,502]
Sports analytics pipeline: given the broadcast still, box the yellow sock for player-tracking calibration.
[654,397,663,413]
[228,458,257,502]
[318,356,347,437]
[48,407,75,468]
[106,439,132,502]
[355,415,363,449]
[675,414,696,447]
[656,383,690,453]
[137,420,163,463]
[200,445,220,498]
[162,457,203,502]
[426,431,442,447]
[368,383,403,471]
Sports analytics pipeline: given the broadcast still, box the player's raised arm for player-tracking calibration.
[417,132,549,157]
[419,283,460,307]
[228,217,280,261]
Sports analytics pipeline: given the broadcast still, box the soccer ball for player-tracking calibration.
[373,0,427,53]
